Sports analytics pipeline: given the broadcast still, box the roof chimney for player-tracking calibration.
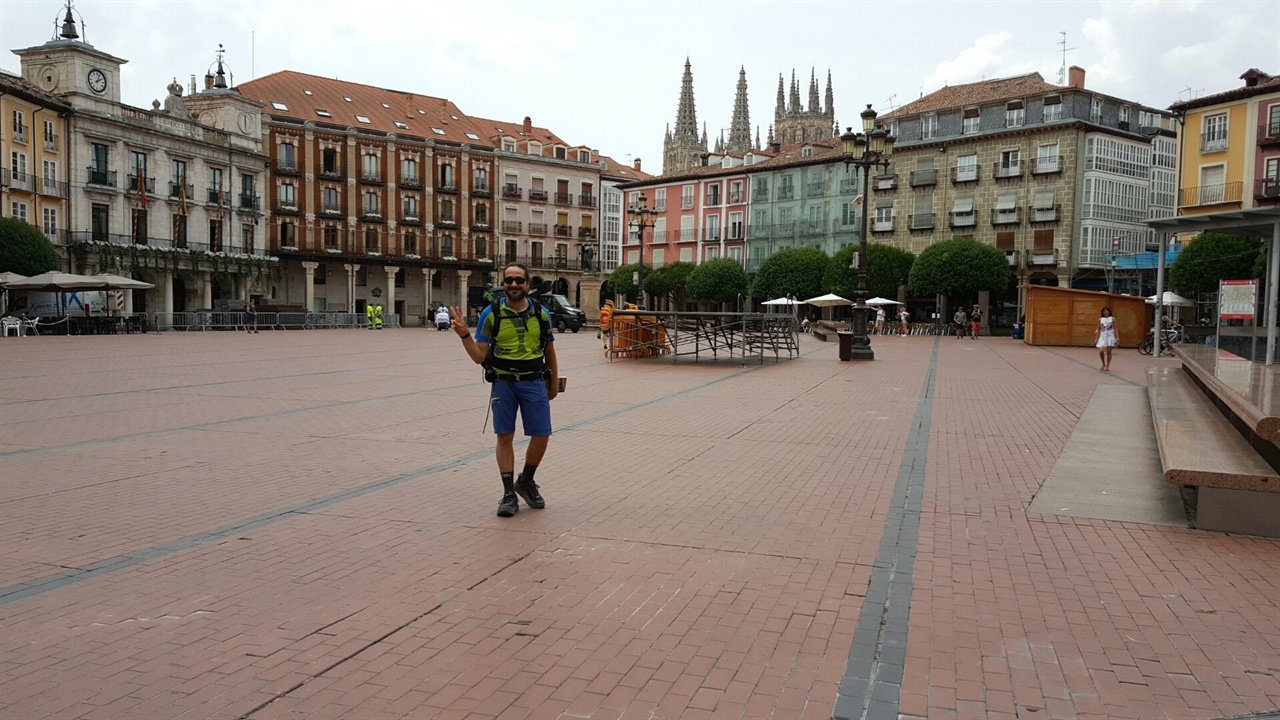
[770,141,781,153]
[633,158,642,172]
[1068,66,1086,89]
[204,72,215,90]
[522,116,532,134]
[1241,68,1267,88]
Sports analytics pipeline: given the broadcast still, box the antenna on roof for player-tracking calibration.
[1057,31,1076,85]
[884,94,898,111]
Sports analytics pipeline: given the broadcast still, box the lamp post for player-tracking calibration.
[840,104,896,361]
[626,192,659,302]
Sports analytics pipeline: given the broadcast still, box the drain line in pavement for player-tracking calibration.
[833,336,938,720]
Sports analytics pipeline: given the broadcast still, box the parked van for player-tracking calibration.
[539,293,586,333]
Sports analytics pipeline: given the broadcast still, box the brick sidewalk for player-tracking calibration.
[0,330,1276,719]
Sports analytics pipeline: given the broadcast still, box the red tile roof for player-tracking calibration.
[0,69,70,109]
[236,70,494,146]
[599,155,653,182]
[1169,69,1280,111]
[882,72,1061,119]
[469,116,575,156]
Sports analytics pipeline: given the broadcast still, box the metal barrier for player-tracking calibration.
[151,312,196,331]
[136,310,399,332]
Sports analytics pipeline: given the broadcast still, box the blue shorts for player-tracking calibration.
[490,379,552,437]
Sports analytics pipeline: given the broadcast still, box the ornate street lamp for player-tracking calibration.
[626,192,659,260]
[839,104,895,361]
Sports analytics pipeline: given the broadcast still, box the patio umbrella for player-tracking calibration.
[0,271,29,287]
[803,293,853,307]
[762,297,804,305]
[94,274,155,290]
[864,297,902,306]
[3,271,110,292]
[1145,292,1194,307]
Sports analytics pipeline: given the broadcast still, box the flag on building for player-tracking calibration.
[253,193,260,225]
[136,172,148,209]
[178,175,188,216]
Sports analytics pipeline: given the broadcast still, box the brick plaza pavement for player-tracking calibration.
[0,328,1277,720]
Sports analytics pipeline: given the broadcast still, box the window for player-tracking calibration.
[921,114,937,139]
[951,196,975,226]
[705,214,720,241]
[242,223,254,255]
[355,115,371,124]
[1266,158,1280,180]
[474,168,488,191]
[1005,101,1024,128]
[323,187,339,211]
[11,109,25,139]
[1033,229,1054,252]
[91,204,109,242]
[466,133,481,141]
[1035,144,1060,174]
[365,228,380,251]
[729,246,741,262]
[996,231,1015,251]
[652,249,665,268]
[280,222,296,246]
[362,154,380,180]
[801,146,813,158]
[42,207,57,236]
[753,177,769,200]
[315,109,332,118]
[1199,165,1226,204]
[42,159,57,194]
[999,149,1020,176]
[1042,96,1062,122]
[210,167,224,195]
[130,151,147,183]
[995,190,1018,222]
[474,204,488,225]
[43,119,55,147]
[578,150,591,163]
[502,139,516,152]
[681,185,695,209]
[655,188,667,211]
[956,153,978,182]
[172,214,187,248]
[9,151,27,187]
[554,146,566,160]
[404,231,417,254]
[1033,188,1057,220]
[323,227,339,248]
[440,199,454,222]
[363,191,380,215]
[778,176,794,199]
[241,173,254,202]
[729,211,743,240]
[440,164,454,189]
[271,102,288,111]
[528,142,542,155]
[403,196,418,218]
[1118,106,1130,124]
[431,127,446,135]
[208,218,223,252]
[962,107,979,134]
[911,195,933,228]
[1202,113,1228,151]
[874,202,893,229]
[279,142,296,169]
[279,183,296,207]
[90,143,108,171]
[322,149,339,174]
[172,159,187,187]
[1090,97,1103,123]
[11,201,27,222]
[394,122,408,130]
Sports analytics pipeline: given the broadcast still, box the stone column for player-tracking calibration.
[202,272,212,309]
[302,261,318,312]
[123,288,134,315]
[162,273,173,316]
[977,289,990,337]
[384,266,398,325]
[344,263,357,312]
[422,268,434,310]
[457,269,471,311]
[579,276,603,325]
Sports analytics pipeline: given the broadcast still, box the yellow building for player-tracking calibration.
[1170,68,1280,216]
[0,70,70,243]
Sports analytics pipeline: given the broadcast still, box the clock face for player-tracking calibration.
[238,113,254,135]
[87,69,107,94]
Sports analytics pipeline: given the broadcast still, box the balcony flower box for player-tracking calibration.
[478,258,493,263]
[442,256,458,261]
[367,251,382,257]
[325,248,341,254]
[280,245,299,251]
[405,254,421,259]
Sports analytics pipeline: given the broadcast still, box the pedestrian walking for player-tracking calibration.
[874,307,886,335]
[969,305,982,339]
[450,263,560,518]
[898,308,910,336]
[953,307,968,339]
[245,300,258,333]
[1095,306,1118,371]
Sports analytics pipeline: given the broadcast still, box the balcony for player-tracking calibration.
[361,171,384,185]
[746,225,769,240]
[1179,182,1243,207]
[1031,205,1060,223]
[728,191,743,204]
[169,181,194,200]
[649,230,669,244]
[502,185,522,199]
[127,174,156,195]
[12,129,26,143]
[909,169,936,187]
[1029,249,1057,266]
[553,224,572,238]
[771,223,796,239]
[1259,122,1280,147]
[1033,156,1061,175]
[798,220,824,236]
[700,228,721,243]
[529,222,548,235]
[704,193,721,206]
[239,194,254,210]
[40,179,68,197]
[7,170,32,192]
[578,226,596,239]
[207,188,223,204]
[471,222,492,233]
[528,189,548,203]
[909,213,935,230]
[437,182,459,194]
[727,227,743,241]
[321,202,342,216]
[554,192,573,206]
[400,214,422,225]
[1005,250,1019,267]
[401,175,422,189]
[320,167,343,180]
[993,162,1023,179]
[806,183,825,197]
[473,183,492,197]
[950,166,979,184]
[948,211,976,228]
[436,216,457,228]
[776,187,794,200]
[276,160,300,175]
[681,197,695,209]
[86,167,117,188]
[872,218,894,233]
[874,174,897,191]
[276,200,300,215]
[578,194,595,207]
[501,220,522,233]
[1200,132,1228,153]
[991,208,1021,225]
[1255,178,1280,201]
[44,136,57,152]
[362,210,385,223]
[753,189,770,202]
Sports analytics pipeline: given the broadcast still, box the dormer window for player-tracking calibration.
[801,146,813,158]
[554,146,566,160]
[417,109,425,115]
[1006,101,1025,128]
[962,107,980,134]
[578,150,591,163]
[502,139,516,152]
[528,142,542,156]
[1043,95,1062,122]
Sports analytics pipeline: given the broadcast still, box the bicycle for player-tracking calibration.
[1138,327,1182,356]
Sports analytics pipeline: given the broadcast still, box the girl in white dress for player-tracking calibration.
[1094,306,1118,371]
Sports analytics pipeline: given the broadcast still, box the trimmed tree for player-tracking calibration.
[825,243,915,300]
[686,258,749,306]
[1169,233,1264,295]
[642,261,695,307]
[608,262,651,301]
[752,247,829,301]
[0,217,60,276]
[907,237,1009,298]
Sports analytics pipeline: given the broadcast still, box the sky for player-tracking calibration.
[2,0,1278,174]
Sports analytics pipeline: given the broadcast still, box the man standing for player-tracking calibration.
[969,304,982,339]
[953,307,968,340]
[374,302,384,329]
[450,263,559,517]
[365,303,374,330]
[246,300,258,333]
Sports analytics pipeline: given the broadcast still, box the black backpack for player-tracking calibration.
[481,299,552,381]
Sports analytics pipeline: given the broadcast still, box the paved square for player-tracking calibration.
[0,329,1277,719]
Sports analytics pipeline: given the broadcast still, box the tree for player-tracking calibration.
[608,262,651,300]
[825,243,915,299]
[686,258,749,305]
[907,237,1009,298]
[642,261,695,307]
[0,218,60,276]
[752,247,829,300]
[1169,233,1264,295]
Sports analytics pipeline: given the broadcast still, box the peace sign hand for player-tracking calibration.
[448,307,471,338]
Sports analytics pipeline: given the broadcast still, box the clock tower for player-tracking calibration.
[13,1,126,108]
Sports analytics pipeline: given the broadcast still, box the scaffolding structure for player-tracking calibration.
[607,310,799,364]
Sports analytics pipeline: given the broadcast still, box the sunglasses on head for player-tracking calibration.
[502,276,528,285]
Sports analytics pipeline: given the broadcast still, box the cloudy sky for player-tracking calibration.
[3,0,1277,173]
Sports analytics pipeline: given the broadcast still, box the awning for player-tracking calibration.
[996,193,1017,210]
[953,197,974,213]
[875,200,894,209]
[1033,188,1056,209]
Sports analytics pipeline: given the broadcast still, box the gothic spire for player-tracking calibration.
[808,68,820,113]
[673,57,699,141]
[767,123,775,146]
[789,69,800,113]
[775,74,786,120]
[755,126,761,151]
[700,121,708,148]
[727,65,752,154]
[824,69,835,119]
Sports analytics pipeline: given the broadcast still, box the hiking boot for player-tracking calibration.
[497,492,519,517]
[514,476,545,509]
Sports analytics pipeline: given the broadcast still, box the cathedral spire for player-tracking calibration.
[673,57,698,140]
[755,126,761,151]
[775,74,786,120]
[824,69,834,119]
[663,58,706,174]
[726,65,751,154]
[808,68,820,113]
[789,69,800,113]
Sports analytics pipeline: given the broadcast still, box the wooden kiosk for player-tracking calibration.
[1022,286,1150,348]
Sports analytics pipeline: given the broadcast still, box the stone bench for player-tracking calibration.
[1172,344,1280,442]
[1147,365,1280,537]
